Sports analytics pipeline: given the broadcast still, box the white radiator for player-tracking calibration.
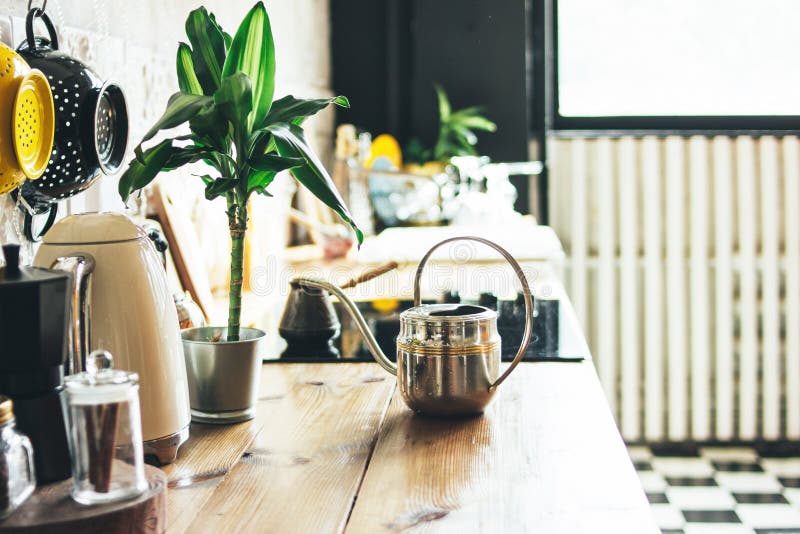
[548,135,800,443]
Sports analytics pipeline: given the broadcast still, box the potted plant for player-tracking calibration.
[118,2,361,423]
[404,84,497,175]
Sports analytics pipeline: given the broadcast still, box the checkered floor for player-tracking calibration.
[630,445,800,534]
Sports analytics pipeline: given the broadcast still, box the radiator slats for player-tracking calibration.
[713,136,735,440]
[618,137,640,438]
[549,134,798,442]
[666,136,688,440]
[597,138,617,413]
[689,136,711,440]
[643,136,664,441]
[760,136,781,439]
[784,136,800,439]
[737,136,759,440]
[570,139,588,330]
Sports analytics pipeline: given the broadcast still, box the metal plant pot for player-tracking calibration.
[181,327,265,424]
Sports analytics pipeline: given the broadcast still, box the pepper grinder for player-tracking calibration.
[0,243,75,483]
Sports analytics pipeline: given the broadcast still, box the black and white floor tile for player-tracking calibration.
[630,445,800,534]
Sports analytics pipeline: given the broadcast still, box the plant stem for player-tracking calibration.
[227,194,247,341]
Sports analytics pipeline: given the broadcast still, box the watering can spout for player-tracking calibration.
[292,262,397,375]
[290,277,398,375]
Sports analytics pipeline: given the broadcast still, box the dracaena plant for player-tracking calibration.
[405,84,497,165]
[118,2,362,341]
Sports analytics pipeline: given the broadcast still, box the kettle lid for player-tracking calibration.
[0,243,69,285]
[42,212,145,244]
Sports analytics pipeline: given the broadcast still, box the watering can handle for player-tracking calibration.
[412,236,535,391]
[26,8,59,52]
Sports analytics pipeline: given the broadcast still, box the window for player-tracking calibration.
[553,0,800,129]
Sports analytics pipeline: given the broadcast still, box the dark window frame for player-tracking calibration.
[546,0,800,134]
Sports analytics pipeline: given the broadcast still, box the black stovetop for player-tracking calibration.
[270,293,590,364]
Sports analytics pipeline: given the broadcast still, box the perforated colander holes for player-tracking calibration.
[52,79,78,128]
[96,94,117,158]
[17,95,40,150]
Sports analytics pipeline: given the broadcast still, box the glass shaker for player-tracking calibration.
[61,350,147,505]
[0,396,35,518]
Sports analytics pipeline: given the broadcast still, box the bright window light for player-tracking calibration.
[557,0,800,117]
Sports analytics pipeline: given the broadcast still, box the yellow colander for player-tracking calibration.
[0,43,54,195]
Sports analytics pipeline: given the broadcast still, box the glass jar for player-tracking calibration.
[61,350,147,505]
[174,291,206,330]
[0,396,35,518]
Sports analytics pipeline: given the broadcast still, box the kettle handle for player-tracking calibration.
[412,236,534,391]
[50,253,94,374]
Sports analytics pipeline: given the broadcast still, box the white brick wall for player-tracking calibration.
[0,0,333,260]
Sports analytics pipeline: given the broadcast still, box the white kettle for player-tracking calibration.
[34,212,190,464]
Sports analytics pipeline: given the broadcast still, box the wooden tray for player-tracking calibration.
[0,464,166,533]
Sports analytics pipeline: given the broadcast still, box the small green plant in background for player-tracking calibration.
[405,84,497,165]
[118,2,362,341]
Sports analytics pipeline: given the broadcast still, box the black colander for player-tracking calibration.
[15,8,128,240]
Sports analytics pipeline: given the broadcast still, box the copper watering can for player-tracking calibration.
[291,236,534,416]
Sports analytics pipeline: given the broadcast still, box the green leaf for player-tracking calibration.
[204,178,238,200]
[214,73,253,133]
[434,83,451,122]
[210,12,233,49]
[118,140,174,202]
[403,138,430,166]
[267,122,363,243]
[222,1,275,131]
[176,43,203,95]
[185,7,227,94]
[163,144,214,170]
[199,174,215,186]
[189,104,229,151]
[449,106,484,119]
[249,153,303,173]
[140,92,213,146]
[263,95,349,127]
[435,138,475,160]
[451,114,497,132]
[449,124,478,146]
[247,170,276,196]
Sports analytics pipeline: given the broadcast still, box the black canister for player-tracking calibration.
[0,244,72,483]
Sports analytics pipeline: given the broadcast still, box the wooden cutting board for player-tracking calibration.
[0,464,166,533]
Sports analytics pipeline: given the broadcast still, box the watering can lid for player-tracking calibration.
[42,212,145,244]
[400,303,496,324]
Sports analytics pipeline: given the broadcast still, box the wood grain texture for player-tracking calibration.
[0,465,166,534]
[164,421,263,534]
[181,363,395,534]
[346,362,658,534]
[162,361,651,533]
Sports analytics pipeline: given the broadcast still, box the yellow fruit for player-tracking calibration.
[367,134,402,169]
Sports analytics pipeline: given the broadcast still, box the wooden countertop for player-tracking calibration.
[161,361,657,533]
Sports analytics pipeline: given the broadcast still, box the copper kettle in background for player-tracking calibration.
[33,212,190,464]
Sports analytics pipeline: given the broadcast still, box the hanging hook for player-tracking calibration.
[14,189,35,217]
[27,0,48,16]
